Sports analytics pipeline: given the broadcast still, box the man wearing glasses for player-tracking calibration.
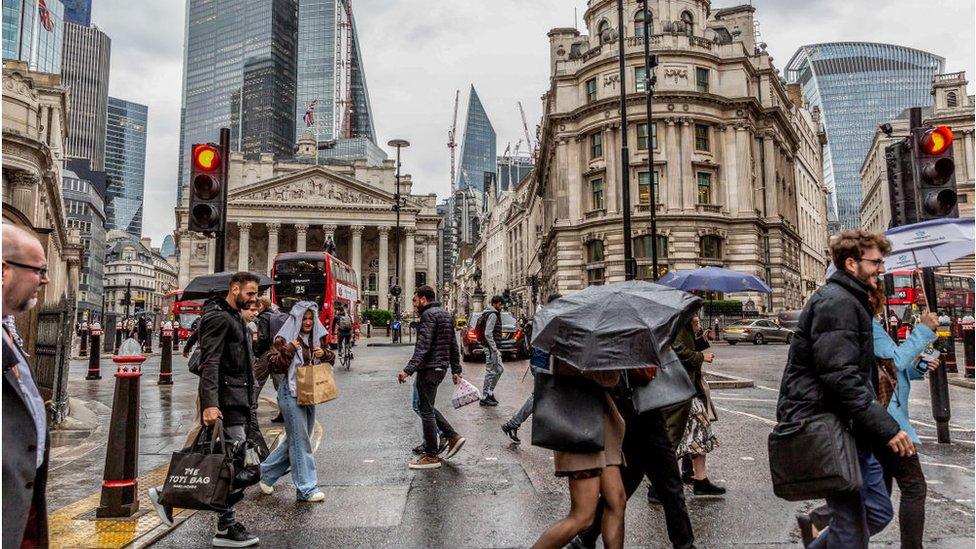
[2,223,51,547]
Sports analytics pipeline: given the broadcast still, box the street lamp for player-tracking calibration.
[616,0,635,280]
[639,0,660,279]
[388,138,410,343]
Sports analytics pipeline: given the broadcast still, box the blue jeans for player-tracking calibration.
[260,382,319,499]
[809,449,893,549]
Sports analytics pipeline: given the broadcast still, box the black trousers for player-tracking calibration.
[415,368,458,455]
[580,407,696,549]
[876,447,927,549]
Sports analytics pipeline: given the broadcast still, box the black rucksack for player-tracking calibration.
[475,311,496,346]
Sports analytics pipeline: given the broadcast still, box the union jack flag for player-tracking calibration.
[304,99,317,127]
[39,0,55,32]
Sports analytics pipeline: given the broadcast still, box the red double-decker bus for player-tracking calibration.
[162,290,204,340]
[270,252,361,347]
[886,270,975,337]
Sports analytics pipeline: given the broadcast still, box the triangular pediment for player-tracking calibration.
[229,165,394,207]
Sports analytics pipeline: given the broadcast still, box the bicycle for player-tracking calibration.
[338,335,353,371]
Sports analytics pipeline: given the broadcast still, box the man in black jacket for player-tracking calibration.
[778,230,914,549]
[2,224,52,548]
[397,286,466,470]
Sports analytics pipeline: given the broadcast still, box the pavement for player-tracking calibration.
[47,340,974,548]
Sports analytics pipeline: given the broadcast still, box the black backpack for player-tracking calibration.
[475,311,497,346]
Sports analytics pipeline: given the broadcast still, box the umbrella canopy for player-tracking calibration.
[883,218,975,271]
[531,280,703,371]
[182,271,275,300]
[657,266,772,294]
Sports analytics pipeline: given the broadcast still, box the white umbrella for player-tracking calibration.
[883,218,975,271]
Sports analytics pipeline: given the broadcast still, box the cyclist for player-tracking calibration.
[332,305,354,363]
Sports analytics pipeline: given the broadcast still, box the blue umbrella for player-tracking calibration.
[883,217,974,271]
[658,266,772,294]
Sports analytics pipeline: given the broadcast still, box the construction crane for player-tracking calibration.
[448,89,460,194]
[517,101,536,162]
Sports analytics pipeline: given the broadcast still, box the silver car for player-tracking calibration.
[722,319,794,345]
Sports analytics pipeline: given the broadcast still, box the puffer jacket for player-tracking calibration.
[776,271,900,448]
[404,302,461,376]
[198,297,255,425]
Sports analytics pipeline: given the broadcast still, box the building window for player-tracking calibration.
[635,66,646,93]
[591,178,605,210]
[587,239,604,262]
[638,171,659,204]
[696,67,709,93]
[947,91,958,107]
[680,10,694,33]
[634,9,651,37]
[586,78,597,103]
[637,122,657,150]
[590,132,603,159]
[694,124,710,151]
[697,172,712,204]
[598,20,611,44]
[700,235,722,259]
[633,234,668,259]
[587,268,606,286]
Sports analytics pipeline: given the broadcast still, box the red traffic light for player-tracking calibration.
[192,144,221,172]
[920,126,953,155]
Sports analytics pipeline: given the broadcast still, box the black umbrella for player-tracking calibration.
[531,280,703,371]
[182,271,275,300]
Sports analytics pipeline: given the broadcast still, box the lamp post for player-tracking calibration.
[616,0,635,281]
[388,139,410,343]
[640,0,660,279]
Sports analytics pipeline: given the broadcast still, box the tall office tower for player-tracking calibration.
[2,0,65,74]
[104,97,147,237]
[786,43,944,230]
[177,0,298,201]
[295,0,376,145]
[455,85,497,193]
[63,158,106,320]
[497,154,534,192]
[61,0,88,25]
[61,20,111,171]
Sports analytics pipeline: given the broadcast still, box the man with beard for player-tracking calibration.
[2,224,52,547]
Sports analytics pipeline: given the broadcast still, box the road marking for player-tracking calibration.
[910,419,973,432]
[714,405,776,426]
[919,460,973,473]
[363,459,375,463]
[917,435,975,446]
[711,396,778,403]
[926,480,943,485]
[754,384,780,393]
[485,457,498,461]
[740,456,755,461]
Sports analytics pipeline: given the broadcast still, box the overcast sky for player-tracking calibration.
[90,0,975,246]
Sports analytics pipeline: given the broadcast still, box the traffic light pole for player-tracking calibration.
[640,0,659,280]
[214,127,230,272]
[617,0,635,281]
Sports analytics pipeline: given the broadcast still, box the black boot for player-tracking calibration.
[692,477,726,496]
[680,455,694,484]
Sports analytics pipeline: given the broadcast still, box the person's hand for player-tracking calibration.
[887,430,916,457]
[292,338,303,349]
[202,406,222,426]
[702,352,715,363]
[313,347,325,359]
[397,370,410,384]
[182,350,189,358]
[453,373,462,385]
[920,311,939,331]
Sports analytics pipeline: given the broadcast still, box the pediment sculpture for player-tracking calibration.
[237,177,386,205]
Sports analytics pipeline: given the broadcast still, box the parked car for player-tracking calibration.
[455,317,467,331]
[777,310,802,331]
[722,319,793,345]
[459,311,525,362]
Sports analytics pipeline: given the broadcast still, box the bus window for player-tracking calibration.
[892,274,913,289]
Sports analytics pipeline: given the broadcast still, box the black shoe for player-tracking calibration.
[692,478,726,496]
[501,424,520,443]
[412,443,425,455]
[479,397,498,407]
[271,413,284,423]
[212,522,259,547]
[646,484,661,505]
[681,468,694,485]
[567,535,595,549]
[487,394,499,405]
[796,513,815,548]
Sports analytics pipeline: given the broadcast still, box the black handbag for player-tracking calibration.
[768,413,862,501]
[160,420,237,511]
[531,371,605,453]
[628,349,697,415]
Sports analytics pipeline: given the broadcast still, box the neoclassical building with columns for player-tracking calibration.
[175,133,441,313]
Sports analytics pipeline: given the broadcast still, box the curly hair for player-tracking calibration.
[829,229,891,272]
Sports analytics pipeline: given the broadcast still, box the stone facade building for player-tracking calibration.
[860,71,975,276]
[528,0,827,313]
[103,231,178,318]
[175,132,441,315]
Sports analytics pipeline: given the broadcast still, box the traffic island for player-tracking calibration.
[705,371,755,389]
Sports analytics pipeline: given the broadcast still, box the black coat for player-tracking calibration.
[197,298,255,425]
[776,271,900,447]
[2,338,48,548]
[404,302,461,376]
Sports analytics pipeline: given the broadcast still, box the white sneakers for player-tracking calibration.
[258,481,274,495]
[303,491,325,502]
[258,480,323,502]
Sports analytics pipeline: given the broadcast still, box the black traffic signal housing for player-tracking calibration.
[911,125,957,220]
[885,138,916,228]
[188,143,225,234]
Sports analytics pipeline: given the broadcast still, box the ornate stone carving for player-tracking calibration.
[295,223,309,233]
[266,222,281,233]
[193,242,208,260]
[662,66,688,84]
[602,73,619,88]
[243,178,382,205]
[350,225,365,233]
[377,226,391,235]
[237,221,252,232]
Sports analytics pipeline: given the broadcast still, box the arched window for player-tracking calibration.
[680,10,694,34]
[947,91,958,107]
[634,10,652,37]
[598,20,611,44]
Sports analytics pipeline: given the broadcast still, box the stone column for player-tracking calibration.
[426,236,438,290]
[266,222,280,274]
[350,225,364,283]
[10,171,39,225]
[178,230,192,287]
[404,227,416,307]
[679,119,696,210]
[295,223,309,252]
[237,221,252,272]
[378,226,390,310]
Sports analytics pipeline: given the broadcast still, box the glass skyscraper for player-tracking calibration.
[62,20,111,171]
[177,0,298,201]
[105,97,148,237]
[295,0,375,144]
[61,0,87,25]
[2,0,64,74]
[456,86,496,193]
[786,42,944,230]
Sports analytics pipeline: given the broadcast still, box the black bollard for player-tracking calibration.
[963,320,975,379]
[943,328,958,374]
[86,325,103,380]
[114,322,123,355]
[172,325,180,351]
[79,324,89,357]
[922,269,952,443]
[97,340,144,517]
[158,328,173,385]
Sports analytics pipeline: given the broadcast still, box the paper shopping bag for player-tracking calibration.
[296,361,339,406]
[451,377,481,409]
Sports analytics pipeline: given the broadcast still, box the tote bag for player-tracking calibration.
[295,361,339,406]
[160,420,237,511]
[531,372,605,453]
